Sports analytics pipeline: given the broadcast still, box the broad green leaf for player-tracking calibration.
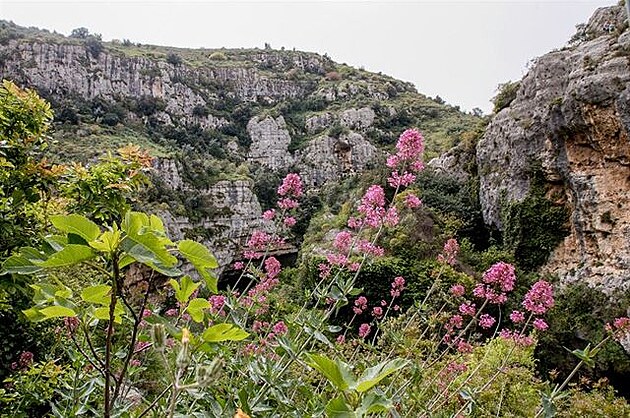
[81,285,111,306]
[36,245,95,268]
[357,392,392,414]
[30,283,63,304]
[149,214,166,233]
[94,304,124,323]
[178,240,219,292]
[202,323,249,342]
[121,232,177,269]
[170,276,200,304]
[355,358,409,393]
[1,254,42,275]
[186,298,211,323]
[305,353,356,392]
[89,228,121,253]
[325,396,356,418]
[22,307,45,321]
[40,305,77,319]
[51,214,100,242]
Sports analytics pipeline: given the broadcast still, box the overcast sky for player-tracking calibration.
[1,0,617,113]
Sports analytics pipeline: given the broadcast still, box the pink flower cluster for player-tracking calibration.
[605,317,630,341]
[450,284,465,297]
[386,129,425,189]
[404,193,422,208]
[390,276,405,298]
[277,173,303,198]
[522,280,554,315]
[358,323,371,338]
[437,238,459,266]
[353,296,368,315]
[357,185,388,228]
[473,262,516,305]
[499,329,534,347]
[208,295,227,315]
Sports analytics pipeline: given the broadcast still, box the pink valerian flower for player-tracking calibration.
[357,239,384,257]
[252,320,269,333]
[18,351,34,369]
[510,310,525,324]
[456,339,473,354]
[283,216,297,227]
[348,262,361,272]
[142,309,152,318]
[318,263,332,279]
[523,280,555,315]
[387,171,416,188]
[372,307,383,319]
[326,253,348,267]
[209,295,227,314]
[129,359,142,367]
[358,323,371,338]
[277,173,303,198]
[336,335,346,344]
[483,262,516,292]
[459,302,476,316]
[450,284,466,297]
[380,300,387,306]
[390,276,406,298]
[499,329,535,347]
[233,261,245,270]
[384,207,399,227]
[479,314,496,329]
[262,209,276,221]
[473,262,516,305]
[264,256,281,280]
[278,198,299,210]
[64,317,80,335]
[437,238,459,265]
[357,185,387,228]
[247,230,271,251]
[448,315,464,330]
[404,193,422,208]
[533,318,549,331]
[353,296,368,315]
[272,321,288,336]
[605,317,630,340]
[347,217,362,229]
[393,305,400,311]
[165,308,178,317]
[334,231,353,253]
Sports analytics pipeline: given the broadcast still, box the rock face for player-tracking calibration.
[247,116,294,170]
[153,159,268,273]
[477,5,630,291]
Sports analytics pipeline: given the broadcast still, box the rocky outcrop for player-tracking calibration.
[297,132,377,187]
[246,115,294,170]
[153,159,268,274]
[477,5,630,291]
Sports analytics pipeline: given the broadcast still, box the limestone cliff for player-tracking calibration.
[477,5,630,291]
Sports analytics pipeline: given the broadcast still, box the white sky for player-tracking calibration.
[0,0,618,113]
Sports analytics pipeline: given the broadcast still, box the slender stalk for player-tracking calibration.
[104,251,120,418]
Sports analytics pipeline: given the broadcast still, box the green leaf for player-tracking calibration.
[89,228,121,253]
[121,232,177,270]
[178,240,219,292]
[186,298,211,323]
[36,245,95,268]
[81,285,111,306]
[357,392,392,415]
[94,303,124,323]
[40,305,77,319]
[305,353,356,392]
[170,276,200,305]
[355,358,409,393]
[325,396,356,418]
[1,254,42,275]
[202,323,249,342]
[50,214,100,242]
[22,307,45,322]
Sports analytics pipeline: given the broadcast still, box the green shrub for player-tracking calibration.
[492,80,520,113]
